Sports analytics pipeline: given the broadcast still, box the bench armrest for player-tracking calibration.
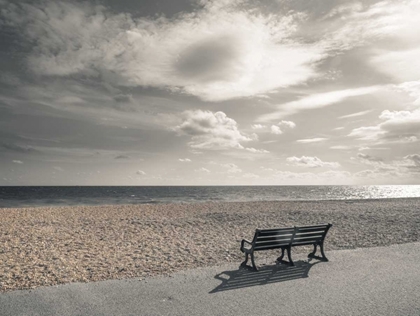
[240,239,253,252]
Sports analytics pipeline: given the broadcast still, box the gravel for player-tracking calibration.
[1,198,419,292]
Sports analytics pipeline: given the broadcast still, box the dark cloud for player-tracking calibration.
[115,155,130,159]
[113,94,134,103]
[1,143,37,153]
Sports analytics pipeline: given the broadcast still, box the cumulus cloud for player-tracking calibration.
[12,160,23,164]
[270,120,296,135]
[286,156,340,169]
[258,86,380,122]
[404,154,420,166]
[136,170,146,175]
[251,124,265,130]
[179,158,191,162]
[175,110,256,150]
[0,0,326,102]
[349,109,420,142]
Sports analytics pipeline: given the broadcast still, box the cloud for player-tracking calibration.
[245,147,269,154]
[136,170,146,175]
[175,110,252,150]
[115,155,130,159]
[349,109,420,142]
[219,163,242,173]
[113,94,134,103]
[258,86,380,122]
[330,145,351,150]
[195,167,210,173]
[179,158,191,162]
[270,125,283,135]
[251,124,265,130]
[1,0,325,102]
[1,143,37,153]
[12,160,23,164]
[405,154,420,164]
[286,156,340,168]
[296,138,327,143]
[338,110,373,119]
[270,120,296,135]
[356,153,383,165]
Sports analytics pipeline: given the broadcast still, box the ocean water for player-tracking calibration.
[0,185,420,208]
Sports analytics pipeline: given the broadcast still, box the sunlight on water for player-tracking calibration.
[1,185,420,208]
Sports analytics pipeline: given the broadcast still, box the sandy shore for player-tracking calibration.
[1,198,419,292]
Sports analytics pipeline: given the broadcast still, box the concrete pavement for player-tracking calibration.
[1,242,420,316]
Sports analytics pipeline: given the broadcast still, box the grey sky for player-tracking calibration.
[0,0,419,185]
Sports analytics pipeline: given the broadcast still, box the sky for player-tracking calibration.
[0,0,420,185]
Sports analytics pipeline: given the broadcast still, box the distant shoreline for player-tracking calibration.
[1,198,419,292]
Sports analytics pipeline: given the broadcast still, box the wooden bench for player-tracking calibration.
[240,223,332,270]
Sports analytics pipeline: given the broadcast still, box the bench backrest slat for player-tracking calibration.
[251,223,331,251]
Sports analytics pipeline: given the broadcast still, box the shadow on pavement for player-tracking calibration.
[210,259,320,293]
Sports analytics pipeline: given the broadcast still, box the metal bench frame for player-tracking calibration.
[240,223,332,271]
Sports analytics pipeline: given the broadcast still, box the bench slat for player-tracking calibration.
[294,232,325,238]
[254,243,289,250]
[256,235,293,242]
[292,237,323,244]
[296,227,328,233]
[257,229,295,237]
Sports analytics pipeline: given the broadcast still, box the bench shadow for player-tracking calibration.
[209,259,320,294]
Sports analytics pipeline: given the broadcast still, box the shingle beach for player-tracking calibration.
[1,198,419,292]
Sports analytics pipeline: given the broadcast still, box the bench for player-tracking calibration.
[240,223,332,271]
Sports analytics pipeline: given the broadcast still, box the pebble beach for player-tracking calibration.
[1,198,419,292]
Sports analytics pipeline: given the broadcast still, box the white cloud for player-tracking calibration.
[339,110,373,119]
[175,110,261,151]
[219,163,242,174]
[136,170,146,175]
[245,147,269,154]
[12,160,23,164]
[296,138,327,143]
[1,0,325,102]
[179,158,192,162]
[251,124,265,129]
[349,109,420,142]
[270,125,283,135]
[270,120,296,135]
[286,156,340,169]
[175,110,250,149]
[330,146,351,150]
[395,81,420,106]
[258,86,380,122]
[195,167,210,173]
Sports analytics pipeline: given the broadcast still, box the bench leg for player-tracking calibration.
[250,252,258,271]
[276,247,285,263]
[286,247,294,266]
[241,252,249,267]
[320,242,329,262]
[308,243,329,262]
[308,244,317,258]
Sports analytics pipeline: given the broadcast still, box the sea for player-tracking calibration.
[1,185,420,208]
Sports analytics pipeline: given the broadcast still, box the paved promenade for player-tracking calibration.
[1,242,420,316]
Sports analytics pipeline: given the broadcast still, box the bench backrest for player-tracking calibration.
[252,223,332,251]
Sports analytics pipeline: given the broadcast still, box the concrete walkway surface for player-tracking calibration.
[1,242,420,316]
